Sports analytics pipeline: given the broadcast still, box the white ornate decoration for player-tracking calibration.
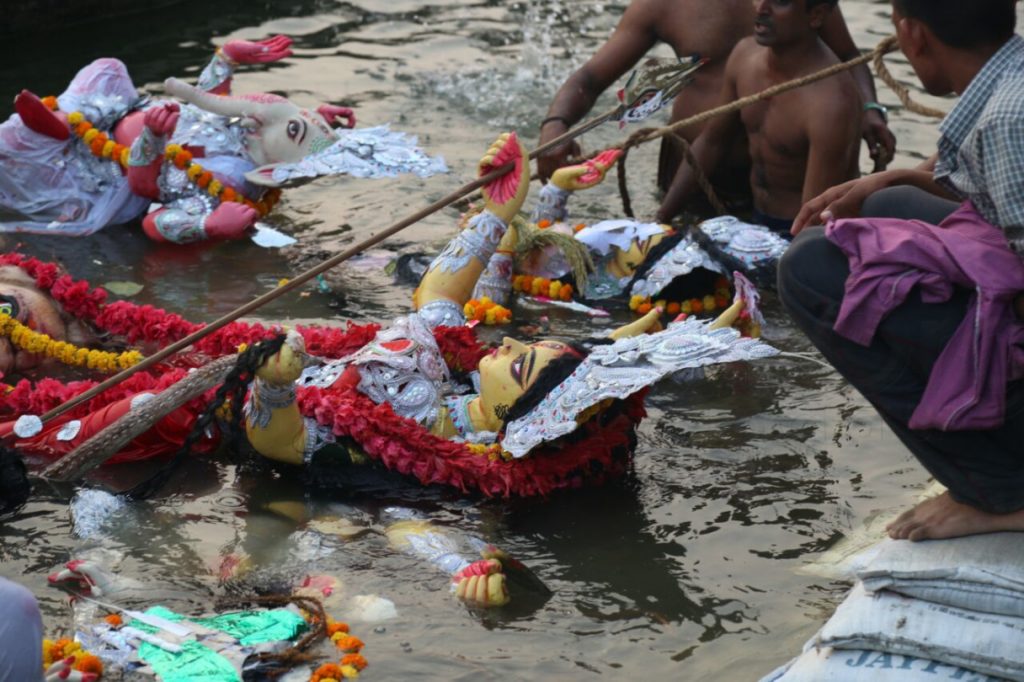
[629,234,726,298]
[574,219,666,256]
[697,216,789,268]
[502,318,779,458]
[269,125,448,185]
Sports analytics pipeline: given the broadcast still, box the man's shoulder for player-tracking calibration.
[983,68,1024,121]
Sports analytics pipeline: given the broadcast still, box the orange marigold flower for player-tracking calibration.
[341,653,369,671]
[636,302,652,315]
[332,634,365,653]
[104,613,123,626]
[715,294,729,308]
[220,187,237,203]
[690,300,703,314]
[311,662,344,682]
[74,653,103,674]
[76,122,93,136]
[326,621,350,636]
[666,302,681,315]
[196,172,213,189]
[173,149,193,169]
[559,284,572,301]
[90,138,107,155]
[41,96,58,110]
[536,219,551,229]
[573,223,586,233]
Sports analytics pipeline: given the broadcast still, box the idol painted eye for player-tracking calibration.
[0,296,19,320]
[287,120,302,139]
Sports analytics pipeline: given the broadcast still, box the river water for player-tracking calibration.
[0,1,1013,679]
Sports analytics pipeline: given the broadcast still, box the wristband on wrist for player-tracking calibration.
[540,115,571,130]
[863,101,888,121]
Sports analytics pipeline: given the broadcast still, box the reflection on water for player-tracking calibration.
[2,1,1017,678]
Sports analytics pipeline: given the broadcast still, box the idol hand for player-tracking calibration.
[452,558,509,607]
[609,307,662,340]
[551,148,622,191]
[479,132,531,224]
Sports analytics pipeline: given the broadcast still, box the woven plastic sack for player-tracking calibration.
[858,535,1024,618]
[814,584,1024,681]
[761,645,1007,681]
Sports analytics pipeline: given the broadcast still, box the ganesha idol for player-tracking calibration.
[0,36,446,244]
[459,149,790,325]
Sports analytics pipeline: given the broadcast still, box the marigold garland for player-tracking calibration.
[41,638,103,677]
[306,615,366,681]
[463,297,511,325]
[42,99,282,218]
[628,276,731,317]
[512,275,573,302]
[0,312,143,373]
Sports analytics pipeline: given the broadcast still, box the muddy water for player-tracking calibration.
[0,1,1015,679]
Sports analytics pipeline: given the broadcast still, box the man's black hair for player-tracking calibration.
[501,337,613,430]
[806,0,840,9]
[893,0,1017,49]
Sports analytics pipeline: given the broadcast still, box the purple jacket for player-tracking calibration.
[826,202,1024,431]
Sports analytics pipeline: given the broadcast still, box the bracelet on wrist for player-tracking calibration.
[540,116,571,130]
[863,101,888,121]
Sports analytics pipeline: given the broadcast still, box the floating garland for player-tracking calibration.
[41,97,282,218]
[41,638,103,678]
[628,276,731,317]
[0,312,142,373]
[463,297,511,325]
[512,275,573,302]
[306,616,368,680]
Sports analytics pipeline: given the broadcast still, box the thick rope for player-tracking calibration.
[873,38,947,118]
[41,355,238,482]
[27,37,920,427]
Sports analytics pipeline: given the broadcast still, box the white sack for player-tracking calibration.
[761,645,1008,682]
[859,535,1024,619]
[815,584,1024,681]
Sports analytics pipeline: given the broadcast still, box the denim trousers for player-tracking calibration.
[777,186,1024,513]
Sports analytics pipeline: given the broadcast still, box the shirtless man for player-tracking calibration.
[652,0,860,230]
[537,0,893,190]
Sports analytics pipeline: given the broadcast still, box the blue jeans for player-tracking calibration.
[777,187,1024,514]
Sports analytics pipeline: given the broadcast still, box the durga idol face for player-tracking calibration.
[0,266,70,374]
[476,337,573,428]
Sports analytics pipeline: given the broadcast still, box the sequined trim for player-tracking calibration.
[152,194,214,244]
[243,377,297,430]
[197,51,235,93]
[427,211,507,275]
[417,299,465,330]
[302,417,337,465]
[530,184,570,225]
[471,251,514,304]
[127,126,161,167]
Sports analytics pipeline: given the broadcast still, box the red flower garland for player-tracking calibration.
[297,385,646,497]
[1,253,646,496]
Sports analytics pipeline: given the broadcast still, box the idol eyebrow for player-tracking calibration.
[523,349,537,386]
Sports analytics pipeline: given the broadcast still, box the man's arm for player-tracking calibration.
[655,49,742,223]
[537,0,662,179]
[819,5,896,167]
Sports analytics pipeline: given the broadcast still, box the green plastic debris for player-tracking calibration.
[137,639,239,682]
[192,609,306,645]
[132,606,307,681]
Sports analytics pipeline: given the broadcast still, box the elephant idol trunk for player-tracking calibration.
[161,77,266,118]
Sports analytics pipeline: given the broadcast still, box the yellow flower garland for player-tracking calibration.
[463,297,511,325]
[45,100,281,218]
[0,313,143,373]
[512,275,573,302]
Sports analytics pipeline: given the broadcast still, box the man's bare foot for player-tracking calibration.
[886,491,1024,542]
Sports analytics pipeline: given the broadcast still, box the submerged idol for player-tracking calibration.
[0,36,445,243]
